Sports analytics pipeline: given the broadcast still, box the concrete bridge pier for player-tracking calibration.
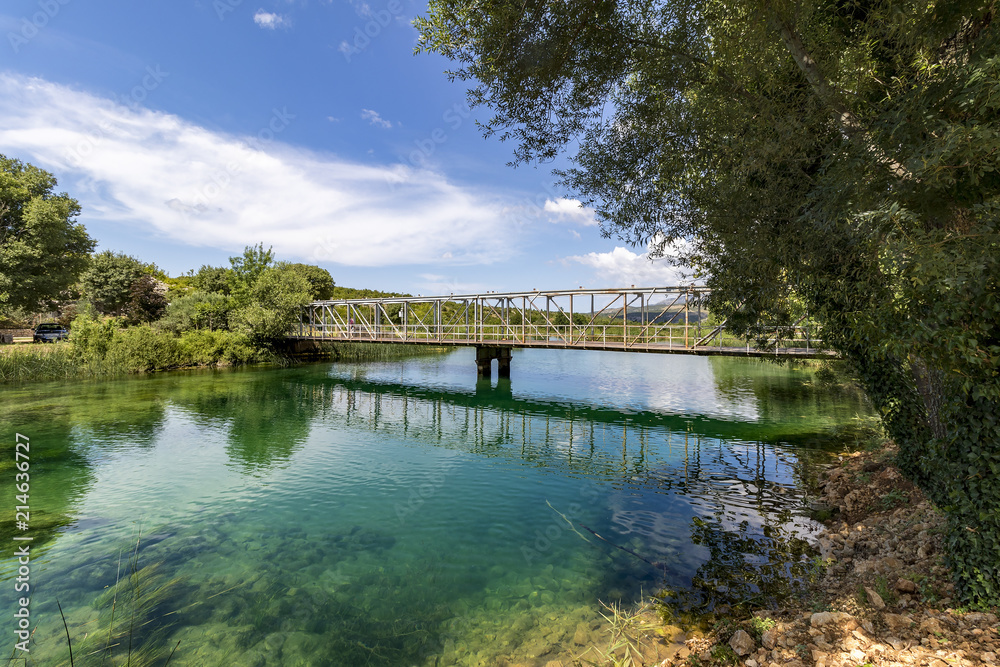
[476,346,511,379]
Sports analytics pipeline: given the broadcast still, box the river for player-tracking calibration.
[0,348,869,666]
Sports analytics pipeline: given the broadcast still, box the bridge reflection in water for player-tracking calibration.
[306,371,830,522]
[299,366,834,609]
[292,286,829,378]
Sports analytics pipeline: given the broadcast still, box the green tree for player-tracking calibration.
[191,265,232,295]
[124,275,168,325]
[228,243,274,299]
[230,266,311,342]
[0,155,95,311]
[417,0,1000,604]
[81,250,146,315]
[284,263,336,300]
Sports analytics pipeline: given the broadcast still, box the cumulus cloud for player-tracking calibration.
[0,73,515,267]
[253,10,290,29]
[564,246,688,287]
[543,197,597,226]
[360,108,392,128]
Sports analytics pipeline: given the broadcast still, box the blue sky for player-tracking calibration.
[0,0,686,294]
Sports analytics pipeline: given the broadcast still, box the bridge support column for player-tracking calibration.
[476,346,512,379]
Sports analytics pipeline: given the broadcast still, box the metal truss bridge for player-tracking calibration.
[291,286,827,377]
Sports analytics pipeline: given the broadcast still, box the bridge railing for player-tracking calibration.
[292,322,821,351]
[292,286,824,354]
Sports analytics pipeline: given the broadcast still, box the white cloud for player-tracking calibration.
[416,274,487,295]
[543,197,597,226]
[564,246,688,287]
[253,10,290,29]
[360,108,392,129]
[0,73,516,267]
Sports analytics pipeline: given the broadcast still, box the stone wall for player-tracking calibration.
[0,328,34,344]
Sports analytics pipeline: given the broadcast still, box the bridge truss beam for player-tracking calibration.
[292,286,826,370]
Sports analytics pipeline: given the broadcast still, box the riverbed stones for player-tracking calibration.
[649,447,1000,667]
[728,629,755,655]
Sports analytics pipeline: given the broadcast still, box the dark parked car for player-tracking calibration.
[33,322,69,343]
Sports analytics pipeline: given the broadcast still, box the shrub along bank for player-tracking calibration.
[0,318,270,383]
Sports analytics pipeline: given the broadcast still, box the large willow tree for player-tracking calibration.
[417,0,1000,604]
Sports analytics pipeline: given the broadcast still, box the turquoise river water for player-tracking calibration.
[1,348,869,666]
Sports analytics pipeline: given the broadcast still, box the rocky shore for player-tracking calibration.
[649,447,999,667]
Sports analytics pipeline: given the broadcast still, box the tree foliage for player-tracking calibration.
[284,263,336,301]
[228,243,274,299]
[124,275,168,325]
[417,0,1000,604]
[191,265,232,295]
[81,250,147,315]
[0,155,95,311]
[229,265,312,342]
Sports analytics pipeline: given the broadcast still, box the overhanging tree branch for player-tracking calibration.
[769,13,913,180]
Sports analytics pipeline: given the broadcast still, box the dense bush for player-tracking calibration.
[176,329,259,365]
[157,292,230,334]
[65,314,269,376]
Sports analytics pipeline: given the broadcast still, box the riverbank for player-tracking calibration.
[623,445,999,667]
[0,331,446,383]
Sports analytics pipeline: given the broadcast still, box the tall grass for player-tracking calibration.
[0,345,81,383]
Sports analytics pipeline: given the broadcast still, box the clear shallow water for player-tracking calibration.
[0,348,869,666]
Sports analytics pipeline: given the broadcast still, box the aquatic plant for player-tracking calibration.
[578,599,662,667]
[57,530,187,667]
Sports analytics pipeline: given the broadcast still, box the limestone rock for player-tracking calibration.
[810,611,851,627]
[895,578,917,593]
[729,629,755,656]
[572,622,590,646]
[761,628,778,650]
[884,613,914,632]
[864,586,885,609]
[919,617,943,635]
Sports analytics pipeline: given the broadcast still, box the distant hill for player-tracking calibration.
[330,286,411,300]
